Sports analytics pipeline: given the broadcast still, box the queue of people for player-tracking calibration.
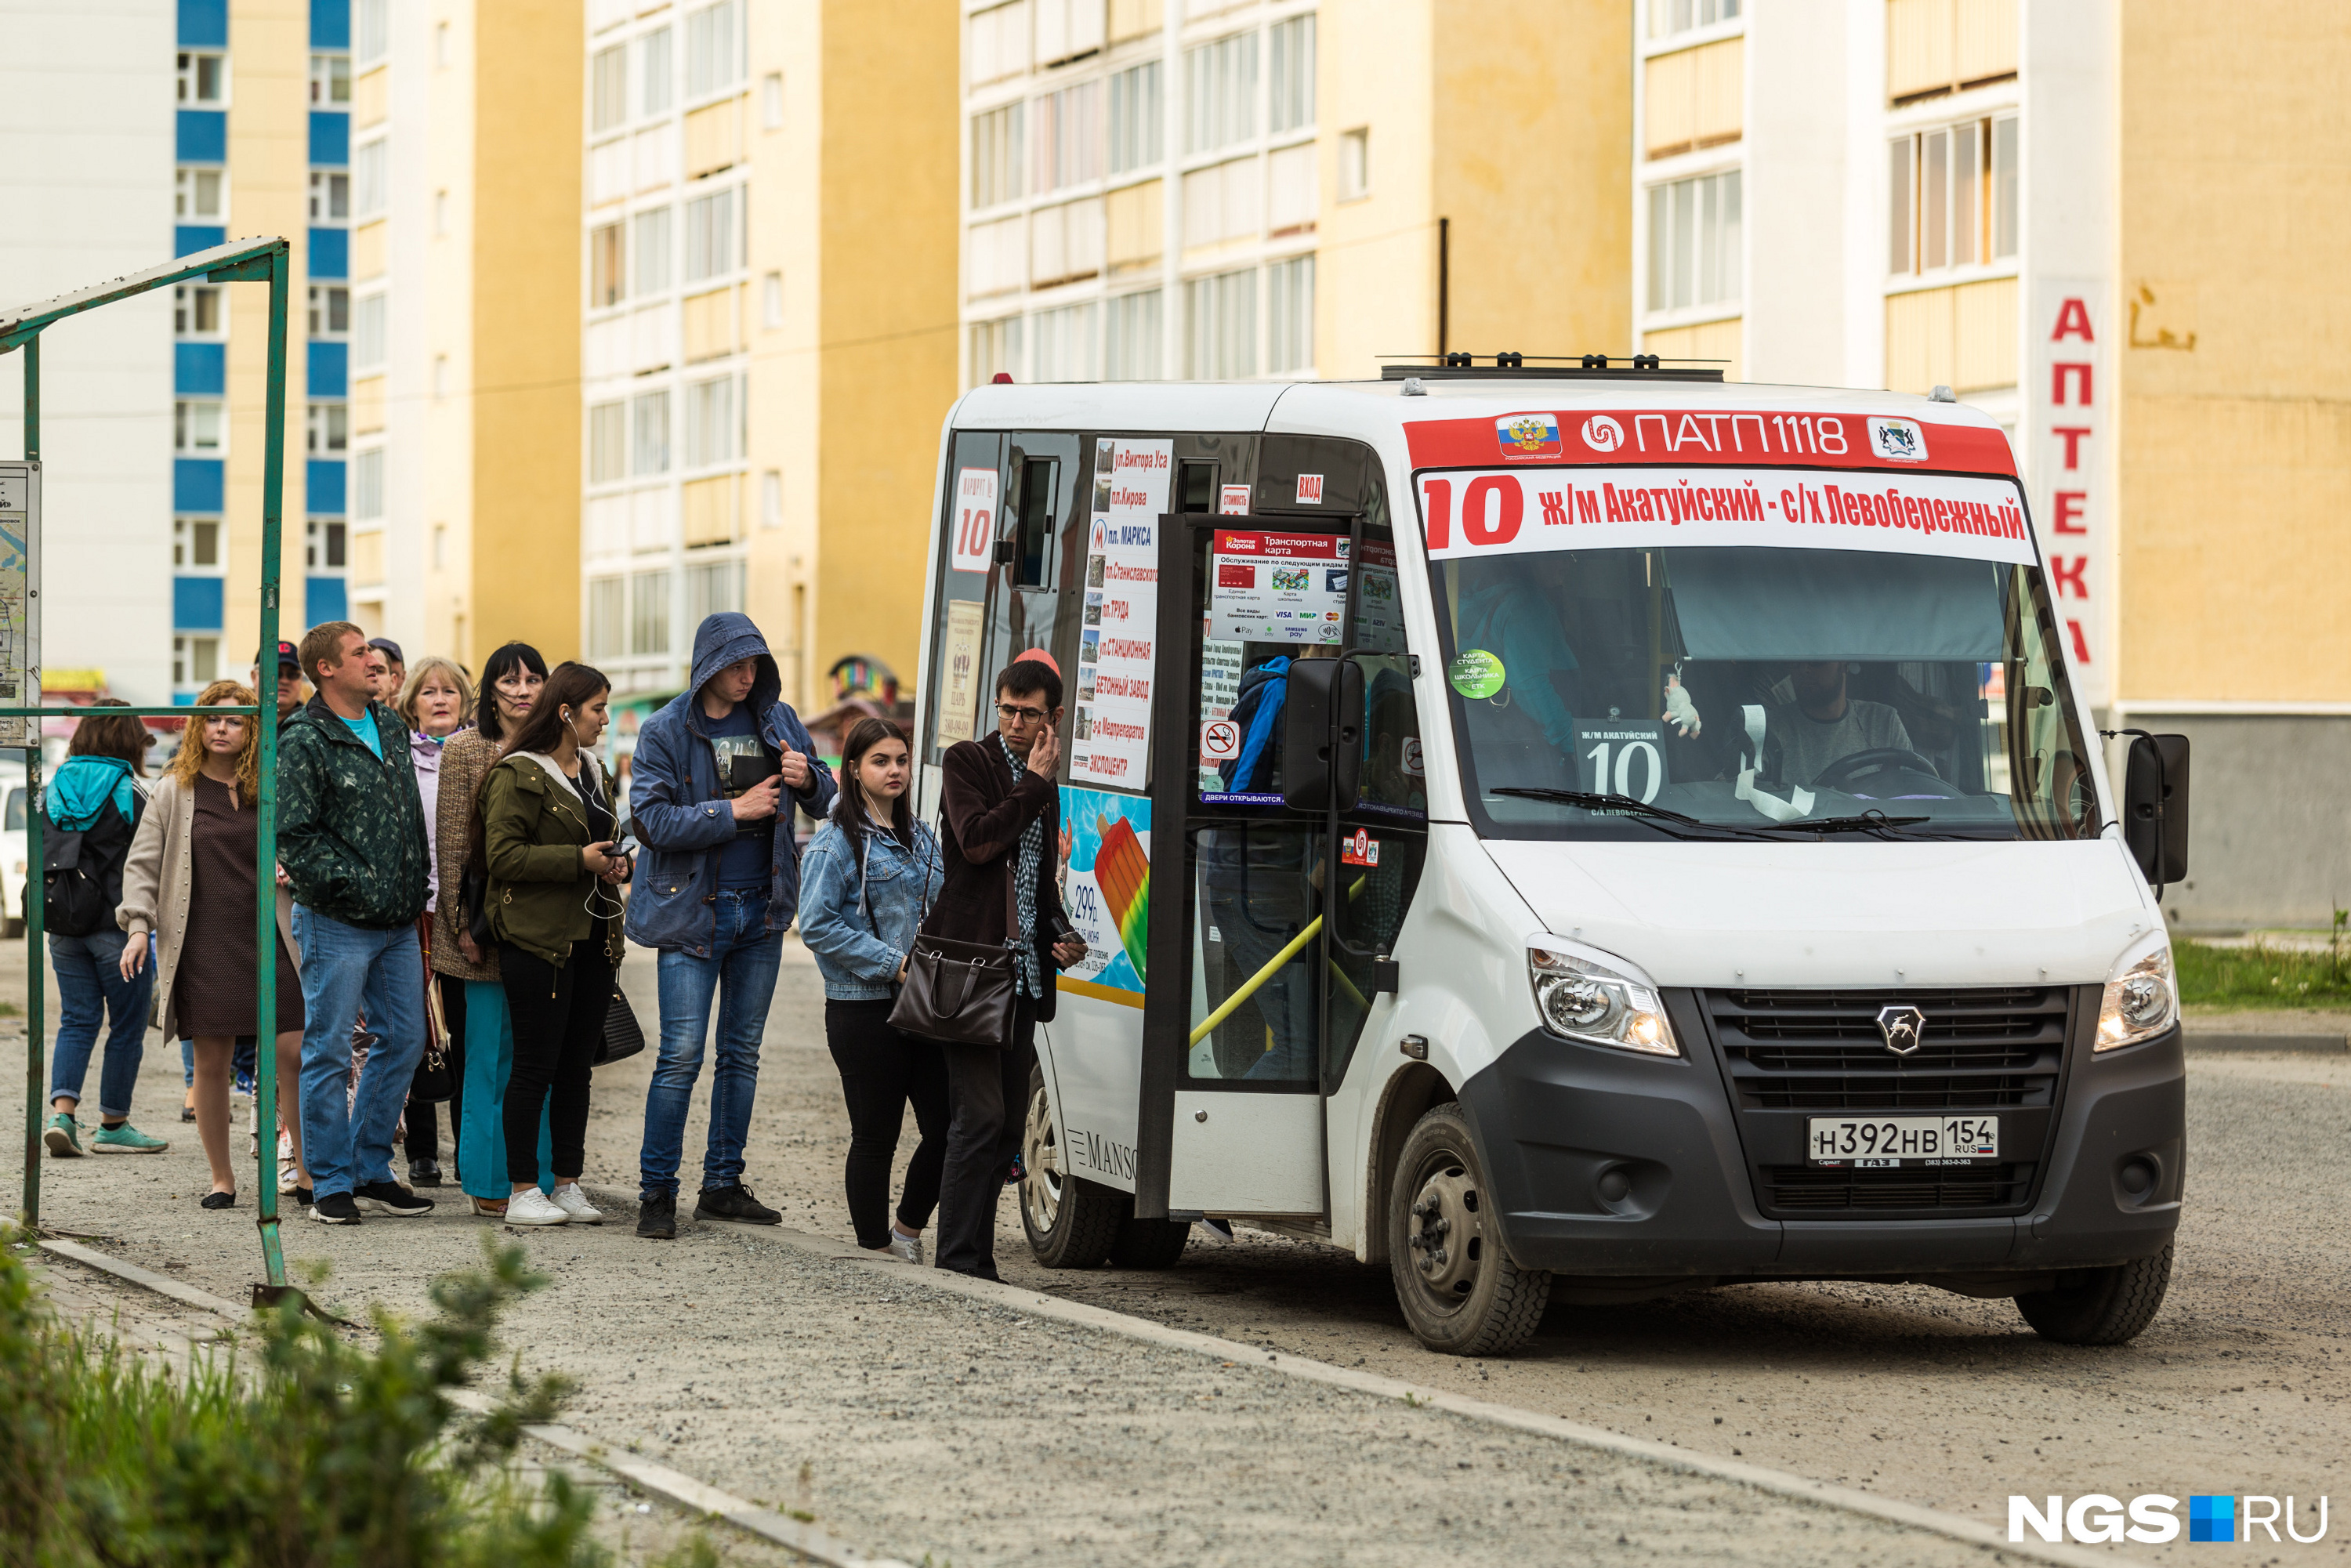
[37,614,1089,1280]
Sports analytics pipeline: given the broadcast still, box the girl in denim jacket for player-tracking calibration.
[799,717,948,1263]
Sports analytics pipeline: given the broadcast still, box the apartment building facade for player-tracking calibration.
[1628,0,2351,926]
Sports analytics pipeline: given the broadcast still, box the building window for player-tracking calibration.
[685,0,739,99]
[353,292,387,369]
[309,171,350,222]
[178,51,228,105]
[353,448,385,520]
[1267,255,1313,374]
[633,207,673,295]
[588,577,625,659]
[176,168,226,223]
[434,20,451,67]
[1106,289,1162,381]
[971,103,1024,208]
[642,27,676,116]
[306,520,348,570]
[1646,0,1740,42]
[1339,128,1370,201]
[357,0,389,66]
[761,71,782,129]
[1889,115,2018,276]
[308,285,350,337]
[174,400,224,454]
[683,190,734,283]
[1646,168,1741,313]
[1107,61,1162,176]
[592,45,628,132]
[433,190,450,236]
[762,272,782,328]
[173,284,223,337]
[686,559,741,625]
[632,391,671,474]
[310,53,350,105]
[684,376,737,467]
[1183,268,1255,378]
[631,570,672,655]
[1031,82,1102,194]
[1031,302,1099,382]
[1185,33,1258,156]
[172,636,222,688]
[431,523,445,568]
[760,469,782,529]
[354,139,387,217]
[172,516,222,568]
[307,404,349,454]
[969,0,1031,86]
[591,223,625,306]
[589,401,627,483]
[969,316,1023,388]
[1269,16,1315,134]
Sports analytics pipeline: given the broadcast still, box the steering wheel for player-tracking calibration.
[1810,748,1947,793]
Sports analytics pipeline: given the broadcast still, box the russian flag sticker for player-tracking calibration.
[1495,412,1563,459]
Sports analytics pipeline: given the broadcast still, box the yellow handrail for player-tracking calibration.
[1185,875,1375,1048]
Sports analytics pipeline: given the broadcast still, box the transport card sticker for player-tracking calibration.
[1450,649,1505,699]
[1071,438,1171,789]
[1208,529,1347,646]
[1060,785,1150,995]
[950,467,998,574]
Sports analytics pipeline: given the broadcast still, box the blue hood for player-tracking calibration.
[686,612,781,735]
[49,755,134,831]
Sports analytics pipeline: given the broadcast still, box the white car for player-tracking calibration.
[0,759,25,937]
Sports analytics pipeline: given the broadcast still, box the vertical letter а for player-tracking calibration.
[2052,298,2095,341]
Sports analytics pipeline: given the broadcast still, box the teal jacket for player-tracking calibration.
[275,693,429,930]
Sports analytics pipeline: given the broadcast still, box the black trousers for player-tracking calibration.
[498,940,614,1186]
[933,997,1038,1279]
[404,973,468,1166]
[825,998,951,1250]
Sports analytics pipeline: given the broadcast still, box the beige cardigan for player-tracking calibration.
[116,773,301,1041]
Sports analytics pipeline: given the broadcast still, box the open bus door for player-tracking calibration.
[1135,505,1425,1222]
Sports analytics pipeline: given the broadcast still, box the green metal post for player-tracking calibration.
[17,334,38,1229]
[253,250,288,1290]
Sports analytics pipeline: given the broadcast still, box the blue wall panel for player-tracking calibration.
[176,110,226,164]
[307,341,348,398]
[173,459,223,514]
[179,0,227,47]
[174,341,226,396]
[175,225,226,258]
[309,110,349,167]
[306,461,346,516]
[306,576,350,625]
[173,576,226,632]
[307,227,348,279]
[311,0,350,49]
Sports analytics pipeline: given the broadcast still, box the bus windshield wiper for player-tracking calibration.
[1773,810,1937,838]
[1488,788,1781,841]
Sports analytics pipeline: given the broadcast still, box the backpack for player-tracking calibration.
[43,788,139,938]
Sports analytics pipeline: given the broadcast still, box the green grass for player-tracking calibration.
[2175,932,2351,1011]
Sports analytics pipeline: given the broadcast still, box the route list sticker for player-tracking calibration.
[1072,437,1171,789]
[1450,649,1505,698]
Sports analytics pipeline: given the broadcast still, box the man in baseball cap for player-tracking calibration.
[252,641,304,726]
[365,637,405,701]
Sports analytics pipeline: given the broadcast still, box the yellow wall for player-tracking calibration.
[469,0,582,670]
[812,0,959,708]
[1317,0,1437,377]
[2116,1,2351,704]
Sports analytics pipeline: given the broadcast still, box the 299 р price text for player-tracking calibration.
[1806,1115,1998,1166]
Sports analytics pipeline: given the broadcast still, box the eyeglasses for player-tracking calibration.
[998,703,1050,722]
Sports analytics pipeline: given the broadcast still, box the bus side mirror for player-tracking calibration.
[1281,657,1364,813]
[2122,733,2190,886]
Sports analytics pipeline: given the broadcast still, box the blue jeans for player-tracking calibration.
[48,929,154,1118]
[457,979,552,1201]
[292,907,426,1200]
[639,889,783,1200]
[179,1033,258,1088]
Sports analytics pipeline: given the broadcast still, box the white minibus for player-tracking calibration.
[914,361,2188,1356]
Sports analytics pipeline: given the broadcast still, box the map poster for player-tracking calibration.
[1070,437,1170,789]
[0,463,38,748]
[1059,784,1149,998]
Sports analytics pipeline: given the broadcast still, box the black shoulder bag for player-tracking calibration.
[889,823,1023,1051]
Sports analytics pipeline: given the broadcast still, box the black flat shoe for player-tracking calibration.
[200,1191,235,1210]
[408,1157,443,1188]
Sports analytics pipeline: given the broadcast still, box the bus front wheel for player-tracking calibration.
[1020,1066,1124,1268]
[1386,1104,1550,1356]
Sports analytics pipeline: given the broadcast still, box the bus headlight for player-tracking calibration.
[1527,941,1679,1056]
[2096,941,2178,1051]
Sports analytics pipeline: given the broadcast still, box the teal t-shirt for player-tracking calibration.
[341,711,383,760]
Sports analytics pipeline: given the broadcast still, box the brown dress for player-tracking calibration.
[172,773,306,1037]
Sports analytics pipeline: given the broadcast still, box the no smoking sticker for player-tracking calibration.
[1200,719,1241,761]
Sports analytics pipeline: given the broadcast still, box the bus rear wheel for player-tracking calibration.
[1386,1104,1549,1356]
[1019,1066,1123,1268]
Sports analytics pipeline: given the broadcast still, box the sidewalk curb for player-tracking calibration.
[2184,1031,2347,1054]
[675,1208,2145,1568]
[31,1236,914,1568]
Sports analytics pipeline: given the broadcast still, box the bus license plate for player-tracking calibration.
[1806,1116,1999,1167]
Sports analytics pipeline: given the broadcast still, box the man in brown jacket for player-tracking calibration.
[932,657,1088,1278]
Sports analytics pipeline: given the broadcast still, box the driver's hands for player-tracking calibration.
[1661,675,1702,738]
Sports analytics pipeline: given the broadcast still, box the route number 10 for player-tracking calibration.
[951,468,1000,574]
[1585,738,1663,802]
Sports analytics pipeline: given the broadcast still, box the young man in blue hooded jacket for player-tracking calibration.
[626,612,836,1238]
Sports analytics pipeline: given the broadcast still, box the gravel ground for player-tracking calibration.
[8,935,2347,1564]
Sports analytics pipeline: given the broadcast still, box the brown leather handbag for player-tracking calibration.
[888,838,1023,1050]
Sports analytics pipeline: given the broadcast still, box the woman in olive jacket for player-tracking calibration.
[480,661,629,1228]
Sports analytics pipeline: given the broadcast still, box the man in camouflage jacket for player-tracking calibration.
[277,621,433,1224]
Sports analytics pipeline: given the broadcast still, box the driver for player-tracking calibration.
[1770,661,1914,787]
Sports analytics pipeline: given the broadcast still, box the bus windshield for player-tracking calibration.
[1429,534,2097,843]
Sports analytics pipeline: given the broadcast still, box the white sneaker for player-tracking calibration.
[277,1164,299,1194]
[503,1188,569,1227]
[886,1228,924,1266]
[549,1183,604,1225]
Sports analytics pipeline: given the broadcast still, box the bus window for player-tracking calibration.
[1012,455,1059,588]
